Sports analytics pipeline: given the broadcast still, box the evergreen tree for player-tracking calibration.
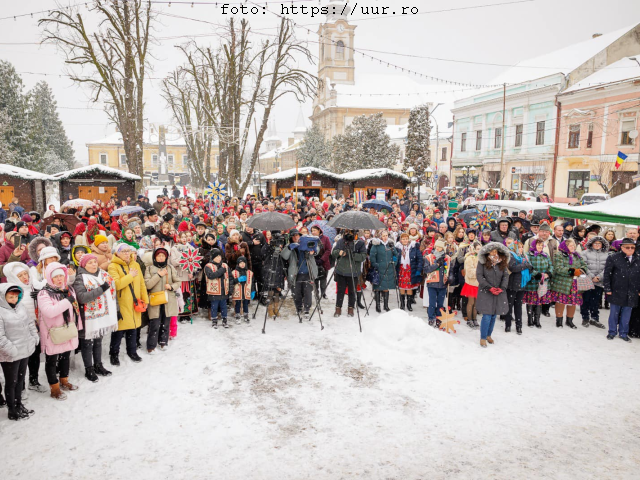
[404,104,431,176]
[41,150,71,175]
[0,111,16,165]
[0,61,30,167]
[27,81,75,170]
[332,113,399,173]
[298,124,332,169]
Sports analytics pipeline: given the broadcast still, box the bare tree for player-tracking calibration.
[594,159,622,195]
[40,1,154,191]
[519,160,551,192]
[480,165,506,189]
[176,18,318,195]
[161,69,214,189]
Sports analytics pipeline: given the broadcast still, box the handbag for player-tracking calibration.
[537,278,548,298]
[149,268,170,306]
[120,265,148,312]
[367,266,380,286]
[576,274,594,292]
[49,322,79,345]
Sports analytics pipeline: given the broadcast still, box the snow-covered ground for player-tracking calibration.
[2,296,640,479]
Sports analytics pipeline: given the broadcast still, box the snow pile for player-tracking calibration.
[361,309,463,360]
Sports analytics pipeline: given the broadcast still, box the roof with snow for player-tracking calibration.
[262,167,341,181]
[386,124,408,140]
[0,164,53,181]
[339,168,410,182]
[50,165,141,181]
[490,24,638,86]
[86,130,188,147]
[562,57,640,94]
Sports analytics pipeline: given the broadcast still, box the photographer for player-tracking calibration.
[331,229,367,318]
[310,225,332,300]
[261,230,287,317]
[281,232,320,319]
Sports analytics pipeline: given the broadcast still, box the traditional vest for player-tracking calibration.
[205,263,229,296]
[232,269,253,301]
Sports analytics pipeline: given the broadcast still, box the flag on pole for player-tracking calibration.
[615,151,627,170]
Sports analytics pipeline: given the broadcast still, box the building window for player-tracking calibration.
[152,154,158,166]
[567,171,590,198]
[568,124,581,148]
[515,124,523,147]
[494,128,502,149]
[536,121,545,145]
[475,130,482,151]
[182,154,189,166]
[99,153,108,165]
[336,40,345,60]
[215,155,220,168]
[621,119,636,145]
[168,154,174,167]
[461,133,467,152]
[587,123,594,148]
[119,154,127,166]
[441,147,447,161]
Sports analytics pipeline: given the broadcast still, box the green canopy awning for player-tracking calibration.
[548,186,640,226]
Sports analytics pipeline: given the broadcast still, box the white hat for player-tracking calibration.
[50,268,65,279]
[229,229,240,238]
[38,246,61,263]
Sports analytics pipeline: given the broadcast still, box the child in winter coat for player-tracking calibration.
[230,256,255,324]
[0,284,39,420]
[204,249,230,329]
[423,239,451,325]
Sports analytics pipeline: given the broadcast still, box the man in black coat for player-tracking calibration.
[603,238,640,342]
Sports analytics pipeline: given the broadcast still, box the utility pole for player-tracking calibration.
[499,83,506,192]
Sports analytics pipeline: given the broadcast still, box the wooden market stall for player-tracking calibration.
[263,167,341,200]
[339,168,410,202]
[52,165,141,204]
[0,163,50,212]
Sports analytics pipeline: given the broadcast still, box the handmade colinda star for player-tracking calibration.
[177,246,204,275]
[204,180,227,199]
[437,307,460,334]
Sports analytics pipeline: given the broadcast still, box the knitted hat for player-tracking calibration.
[237,256,247,266]
[229,229,240,238]
[209,248,223,262]
[79,254,98,269]
[21,213,33,223]
[50,268,65,279]
[178,221,189,232]
[114,243,132,254]
[435,239,446,249]
[94,234,108,246]
[38,246,61,263]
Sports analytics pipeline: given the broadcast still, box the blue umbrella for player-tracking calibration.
[307,220,337,243]
[362,199,393,211]
[111,205,145,217]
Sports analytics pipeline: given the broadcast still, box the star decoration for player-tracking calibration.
[177,245,204,275]
[204,180,227,200]
[437,307,460,334]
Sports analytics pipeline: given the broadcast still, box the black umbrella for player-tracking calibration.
[246,211,295,231]
[326,211,386,230]
[457,208,479,224]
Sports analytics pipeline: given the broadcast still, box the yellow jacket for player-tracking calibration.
[108,255,149,331]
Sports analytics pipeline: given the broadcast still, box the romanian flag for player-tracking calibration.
[615,151,627,170]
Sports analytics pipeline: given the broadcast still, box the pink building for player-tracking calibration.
[555,58,640,202]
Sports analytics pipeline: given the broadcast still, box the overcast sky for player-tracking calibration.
[2,0,639,164]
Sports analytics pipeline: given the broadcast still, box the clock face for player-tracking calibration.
[338,24,345,32]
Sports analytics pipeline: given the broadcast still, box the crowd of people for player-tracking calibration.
[0,187,639,421]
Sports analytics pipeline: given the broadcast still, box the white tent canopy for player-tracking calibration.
[549,185,640,226]
[471,199,567,212]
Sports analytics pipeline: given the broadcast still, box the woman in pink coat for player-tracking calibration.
[37,262,82,401]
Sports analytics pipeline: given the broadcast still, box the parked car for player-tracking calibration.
[580,193,610,205]
[512,190,537,201]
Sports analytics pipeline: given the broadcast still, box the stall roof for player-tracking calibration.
[549,186,640,226]
[262,167,341,181]
[51,165,141,181]
[472,200,567,212]
[0,163,53,181]
[339,168,409,183]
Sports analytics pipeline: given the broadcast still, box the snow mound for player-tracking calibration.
[362,309,464,358]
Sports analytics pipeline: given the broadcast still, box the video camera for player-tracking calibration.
[298,235,319,253]
[271,231,287,249]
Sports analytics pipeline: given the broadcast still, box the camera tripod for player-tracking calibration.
[294,251,324,330]
[252,245,292,334]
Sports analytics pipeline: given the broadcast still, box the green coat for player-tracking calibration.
[369,239,398,291]
[523,253,553,292]
[550,252,588,295]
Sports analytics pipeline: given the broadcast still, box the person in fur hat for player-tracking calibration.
[476,242,510,348]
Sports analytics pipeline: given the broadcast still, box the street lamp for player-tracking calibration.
[461,166,476,199]
[406,166,415,200]
[425,166,434,190]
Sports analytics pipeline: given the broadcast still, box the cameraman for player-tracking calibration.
[310,225,331,300]
[261,229,287,317]
[331,229,367,317]
[281,231,320,319]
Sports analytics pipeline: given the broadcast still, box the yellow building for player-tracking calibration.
[86,128,219,185]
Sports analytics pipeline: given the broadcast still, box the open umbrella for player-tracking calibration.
[362,199,392,211]
[307,219,337,243]
[326,211,386,230]
[61,199,95,210]
[246,211,295,231]
[457,208,479,225]
[41,213,81,233]
[111,205,145,217]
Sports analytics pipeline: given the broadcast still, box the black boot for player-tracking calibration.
[110,354,120,366]
[516,319,523,335]
[94,363,112,377]
[223,318,229,328]
[128,352,143,363]
[374,291,382,313]
[565,316,577,329]
[7,402,22,421]
[383,292,390,312]
[85,367,99,383]
[582,317,590,327]
[542,305,550,317]
[534,306,542,328]
[16,402,34,418]
[556,316,563,328]
[0,392,6,407]
[400,294,406,310]
[526,305,534,327]
[406,294,413,311]
[357,291,366,310]
[212,319,218,329]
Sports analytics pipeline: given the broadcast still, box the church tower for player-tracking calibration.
[317,0,356,85]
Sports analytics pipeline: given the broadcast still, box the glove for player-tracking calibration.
[534,273,542,280]
[489,287,501,295]
[436,257,445,267]
[251,291,255,300]
[100,282,110,292]
[289,243,299,250]
[238,275,247,283]
[30,290,39,300]
[567,268,576,276]
[392,256,398,263]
